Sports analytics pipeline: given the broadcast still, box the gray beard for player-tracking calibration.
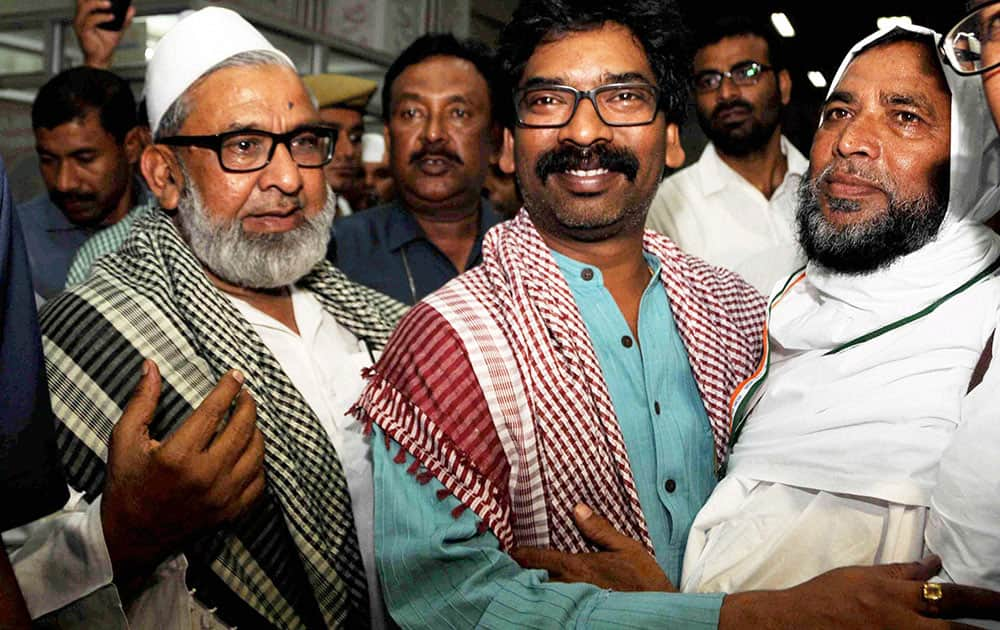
[174,172,336,290]
[795,163,948,275]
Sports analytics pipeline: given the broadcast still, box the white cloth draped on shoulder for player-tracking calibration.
[683,23,1000,594]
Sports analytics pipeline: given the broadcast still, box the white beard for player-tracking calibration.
[174,175,336,290]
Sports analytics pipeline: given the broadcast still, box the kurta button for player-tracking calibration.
[621,335,633,348]
[581,268,594,281]
[664,479,676,493]
[654,401,661,414]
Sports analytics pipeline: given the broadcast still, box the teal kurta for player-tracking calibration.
[373,250,723,628]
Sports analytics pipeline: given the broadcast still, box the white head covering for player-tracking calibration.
[726,25,1000,507]
[361,132,386,164]
[144,7,295,135]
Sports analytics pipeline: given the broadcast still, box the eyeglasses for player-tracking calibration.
[940,0,1000,75]
[513,82,661,128]
[157,126,337,173]
[692,61,773,93]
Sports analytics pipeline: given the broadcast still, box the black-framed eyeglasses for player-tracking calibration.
[940,0,1000,75]
[157,126,337,173]
[513,82,661,128]
[692,61,774,93]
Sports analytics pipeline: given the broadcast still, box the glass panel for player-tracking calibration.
[62,13,181,70]
[0,26,44,74]
[258,27,312,73]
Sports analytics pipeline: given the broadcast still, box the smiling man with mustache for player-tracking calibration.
[330,34,506,305]
[645,15,807,294]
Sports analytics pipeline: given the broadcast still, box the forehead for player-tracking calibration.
[520,22,654,88]
[834,40,949,108]
[182,64,318,133]
[35,109,116,149]
[694,34,769,70]
[391,55,489,102]
[318,106,363,127]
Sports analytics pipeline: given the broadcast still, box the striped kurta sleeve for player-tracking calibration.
[374,430,725,630]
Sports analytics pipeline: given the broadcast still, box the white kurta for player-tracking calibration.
[645,137,807,294]
[682,23,1000,595]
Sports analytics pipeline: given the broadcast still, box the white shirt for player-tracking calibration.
[645,137,808,293]
[8,288,386,629]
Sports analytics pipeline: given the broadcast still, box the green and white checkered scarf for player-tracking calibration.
[39,209,406,629]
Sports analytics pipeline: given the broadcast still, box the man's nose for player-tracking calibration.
[557,96,612,147]
[55,161,80,192]
[259,141,305,194]
[835,116,881,160]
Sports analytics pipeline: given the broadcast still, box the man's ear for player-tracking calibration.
[498,127,515,175]
[664,122,685,170]
[123,126,147,165]
[141,144,184,210]
[778,68,792,107]
[488,121,504,165]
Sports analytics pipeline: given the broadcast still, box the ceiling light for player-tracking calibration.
[877,16,912,30]
[771,13,795,38]
[807,71,827,89]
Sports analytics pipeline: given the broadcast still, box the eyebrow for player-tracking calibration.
[520,71,655,89]
[882,91,937,115]
[824,91,853,106]
[220,120,324,133]
[695,59,759,73]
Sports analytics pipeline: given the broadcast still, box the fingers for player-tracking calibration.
[878,555,942,582]
[927,583,1000,621]
[224,467,266,521]
[207,388,258,466]
[115,359,162,441]
[509,547,569,577]
[223,422,265,497]
[572,503,634,551]
[166,369,245,452]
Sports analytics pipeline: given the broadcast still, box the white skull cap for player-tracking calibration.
[144,6,295,135]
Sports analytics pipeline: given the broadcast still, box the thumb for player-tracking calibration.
[572,503,634,551]
[875,555,942,582]
[115,359,162,441]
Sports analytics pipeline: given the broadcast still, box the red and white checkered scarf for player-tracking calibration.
[353,211,764,553]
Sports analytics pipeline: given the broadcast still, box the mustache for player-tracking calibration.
[410,146,464,165]
[535,144,640,184]
[817,159,891,193]
[711,99,753,118]
[51,190,97,204]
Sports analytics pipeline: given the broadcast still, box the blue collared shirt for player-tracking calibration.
[329,198,504,305]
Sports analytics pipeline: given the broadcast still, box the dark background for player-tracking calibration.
[674,1,973,159]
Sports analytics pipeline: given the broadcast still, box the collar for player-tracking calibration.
[552,248,663,294]
[384,197,500,252]
[696,136,808,197]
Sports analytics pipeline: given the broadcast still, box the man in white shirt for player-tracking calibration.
[645,15,806,293]
[13,7,405,629]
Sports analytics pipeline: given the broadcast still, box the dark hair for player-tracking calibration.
[496,0,691,127]
[381,33,500,122]
[693,14,786,71]
[31,66,138,143]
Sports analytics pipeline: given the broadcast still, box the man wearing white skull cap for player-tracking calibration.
[10,6,404,628]
[681,24,1000,610]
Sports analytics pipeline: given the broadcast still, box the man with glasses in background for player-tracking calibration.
[15,7,404,628]
[645,14,806,293]
[925,0,1000,604]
